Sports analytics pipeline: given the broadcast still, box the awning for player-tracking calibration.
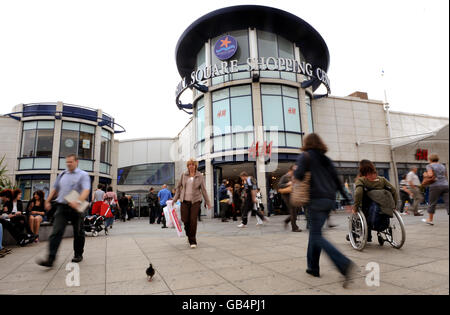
[392,124,449,149]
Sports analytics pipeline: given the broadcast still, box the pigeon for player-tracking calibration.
[146,263,155,281]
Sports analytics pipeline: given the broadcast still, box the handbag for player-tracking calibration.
[290,152,311,207]
[422,170,436,187]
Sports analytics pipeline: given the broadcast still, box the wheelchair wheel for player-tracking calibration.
[348,212,368,251]
[385,210,406,249]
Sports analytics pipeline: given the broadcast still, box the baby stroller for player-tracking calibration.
[84,214,107,237]
[84,202,111,236]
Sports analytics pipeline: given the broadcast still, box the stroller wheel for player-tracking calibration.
[92,231,99,237]
[105,227,109,235]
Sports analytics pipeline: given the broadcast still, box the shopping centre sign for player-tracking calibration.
[175,56,331,100]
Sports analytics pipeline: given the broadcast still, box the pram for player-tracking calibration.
[84,202,112,236]
[84,214,107,237]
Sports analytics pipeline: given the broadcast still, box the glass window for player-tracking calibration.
[23,121,37,130]
[283,97,301,133]
[286,133,302,148]
[261,84,281,95]
[258,30,278,59]
[35,129,54,157]
[261,84,302,148]
[100,129,112,164]
[118,163,175,185]
[60,122,96,161]
[21,130,36,157]
[16,178,50,201]
[306,94,314,133]
[60,130,78,158]
[212,88,229,102]
[21,120,54,159]
[34,158,51,169]
[230,85,251,97]
[196,98,205,142]
[212,99,230,135]
[231,96,253,133]
[37,121,54,129]
[262,95,284,131]
[62,121,79,131]
[79,132,94,160]
[257,31,296,81]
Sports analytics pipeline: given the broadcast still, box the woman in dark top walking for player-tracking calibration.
[294,133,355,288]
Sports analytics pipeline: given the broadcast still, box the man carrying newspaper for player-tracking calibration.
[37,154,91,267]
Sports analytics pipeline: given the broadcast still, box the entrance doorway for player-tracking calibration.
[213,162,256,218]
[266,162,296,215]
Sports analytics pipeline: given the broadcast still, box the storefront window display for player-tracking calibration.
[59,121,95,172]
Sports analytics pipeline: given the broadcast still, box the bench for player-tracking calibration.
[2,221,74,246]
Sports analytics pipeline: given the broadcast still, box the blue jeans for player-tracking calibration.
[307,198,351,275]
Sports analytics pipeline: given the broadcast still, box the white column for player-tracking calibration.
[92,110,102,190]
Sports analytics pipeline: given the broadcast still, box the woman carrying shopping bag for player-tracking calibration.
[172,159,212,248]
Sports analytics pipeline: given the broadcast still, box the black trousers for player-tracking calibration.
[242,202,264,225]
[48,204,85,259]
[0,218,27,242]
[10,215,34,235]
[219,202,229,220]
[149,204,158,223]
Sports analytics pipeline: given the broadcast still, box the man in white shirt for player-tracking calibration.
[406,167,424,216]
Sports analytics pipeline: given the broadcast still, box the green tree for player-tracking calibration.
[0,155,15,190]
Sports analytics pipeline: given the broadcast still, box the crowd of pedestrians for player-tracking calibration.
[1,134,448,289]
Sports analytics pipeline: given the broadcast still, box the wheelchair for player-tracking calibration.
[347,209,406,251]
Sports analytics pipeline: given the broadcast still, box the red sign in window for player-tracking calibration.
[288,107,296,115]
[217,110,226,118]
[415,149,428,161]
[249,141,273,158]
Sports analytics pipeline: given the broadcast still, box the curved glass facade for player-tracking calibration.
[118,163,175,185]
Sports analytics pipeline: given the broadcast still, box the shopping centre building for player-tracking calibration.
[0,102,122,200]
[1,5,448,217]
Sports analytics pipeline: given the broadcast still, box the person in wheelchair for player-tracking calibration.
[351,160,398,243]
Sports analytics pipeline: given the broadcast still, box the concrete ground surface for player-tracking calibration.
[0,209,448,295]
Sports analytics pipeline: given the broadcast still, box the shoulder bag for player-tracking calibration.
[290,152,311,207]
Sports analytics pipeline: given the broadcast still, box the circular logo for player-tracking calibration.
[214,35,238,61]
[65,138,74,148]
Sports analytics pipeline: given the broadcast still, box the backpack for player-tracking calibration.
[367,201,390,232]
[360,178,392,232]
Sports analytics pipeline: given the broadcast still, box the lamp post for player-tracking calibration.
[382,71,400,197]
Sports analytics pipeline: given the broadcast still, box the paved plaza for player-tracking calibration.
[0,209,448,295]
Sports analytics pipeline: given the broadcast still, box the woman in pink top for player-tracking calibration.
[103,186,118,228]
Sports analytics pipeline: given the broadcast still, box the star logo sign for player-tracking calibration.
[220,36,232,48]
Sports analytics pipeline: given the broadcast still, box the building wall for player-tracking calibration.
[0,116,20,186]
[312,95,390,163]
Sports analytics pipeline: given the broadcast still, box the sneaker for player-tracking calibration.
[0,248,11,255]
[237,223,247,228]
[292,229,302,232]
[422,218,434,226]
[190,244,197,249]
[414,213,424,216]
[72,255,83,263]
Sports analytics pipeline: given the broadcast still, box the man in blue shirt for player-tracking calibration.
[157,184,172,228]
[37,154,91,267]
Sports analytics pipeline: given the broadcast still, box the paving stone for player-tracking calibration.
[381,268,450,290]
[106,278,170,295]
[173,282,246,295]
[233,273,310,295]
